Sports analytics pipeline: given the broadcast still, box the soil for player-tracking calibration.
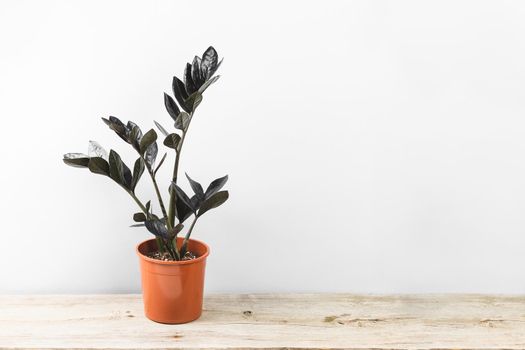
[147,251,197,262]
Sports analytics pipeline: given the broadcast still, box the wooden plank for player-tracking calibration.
[1,294,525,349]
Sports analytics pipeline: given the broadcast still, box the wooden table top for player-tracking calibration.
[1,294,525,349]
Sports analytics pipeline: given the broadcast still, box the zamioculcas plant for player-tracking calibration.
[63,47,228,324]
[64,46,228,260]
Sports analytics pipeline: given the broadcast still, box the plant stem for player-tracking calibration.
[128,191,148,214]
[180,215,198,256]
[171,236,181,261]
[127,190,169,256]
[156,237,165,254]
[164,238,177,260]
[167,112,193,227]
[144,161,170,229]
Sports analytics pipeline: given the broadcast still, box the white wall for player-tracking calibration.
[1,0,525,294]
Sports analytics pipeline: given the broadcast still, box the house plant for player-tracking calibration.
[63,46,228,324]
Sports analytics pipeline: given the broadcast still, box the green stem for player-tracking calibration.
[180,215,198,257]
[170,237,181,261]
[128,191,148,214]
[164,238,177,260]
[156,237,165,254]
[128,190,169,256]
[167,112,193,227]
[144,161,170,229]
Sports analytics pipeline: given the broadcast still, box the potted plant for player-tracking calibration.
[63,47,228,324]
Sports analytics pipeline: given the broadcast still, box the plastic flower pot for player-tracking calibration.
[136,237,209,324]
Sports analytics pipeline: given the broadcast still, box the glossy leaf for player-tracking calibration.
[88,141,108,159]
[127,121,143,151]
[131,157,145,192]
[191,56,203,89]
[124,165,132,187]
[201,46,219,79]
[88,157,110,176]
[172,183,195,213]
[184,63,197,95]
[108,150,122,184]
[102,116,128,142]
[190,194,202,210]
[154,120,169,137]
[163,133,181,149]
[153,152,167,177]
[198,190,229,217]
[185,173,204,200]
[198,75,220,94]
[205,174,228,199]
[133,212,147,222]
[185,92,202,112]
[139,129,157,155]
[144,142,158,169]
[172,76,190,112]
[164,93,180,122]
[168,223,184,239]
[175,195,194,223]
[63,153,89,168]
[108,150,131,189]
[208,57,223,79]
[145,219,168,238]
[174,112,191,131]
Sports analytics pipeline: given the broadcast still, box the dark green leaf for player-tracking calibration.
[185,173,204,200]
[172,76,190,112]
[168,223,184,239]
[176,195,194,223]
[139,129,157,155]
[144,142,158,169]
[127,122,143,151]
[163,133,181,150]
[63,153,89,168]
[108,150,132,189]
[198,75,220,94]
[133,212,147,222]
[174,112,191,131]
[108,151,121,183]
[191,55,203,89]
[185,92,202,112]
[209,57,223,79]
[88,157,110,176]
[201,46,219,79]
[198,190,229,217]
[102,116,128,143]
[172,183,195,213]
[131,157,145,192]
[145,219,168,239]
[190,194,202,211]
[205,174,228,199]
[153,152,167,177]
[164,93,180,122]
[184,63,197,95]
[154,120,169,137]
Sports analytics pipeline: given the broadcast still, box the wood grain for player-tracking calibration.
[1,294,524,349]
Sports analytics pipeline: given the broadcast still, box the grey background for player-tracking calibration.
[1,0,524,293]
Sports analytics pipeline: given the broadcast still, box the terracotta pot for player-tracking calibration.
[136,237,209,324]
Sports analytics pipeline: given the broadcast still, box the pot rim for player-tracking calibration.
[136,237,210,266]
